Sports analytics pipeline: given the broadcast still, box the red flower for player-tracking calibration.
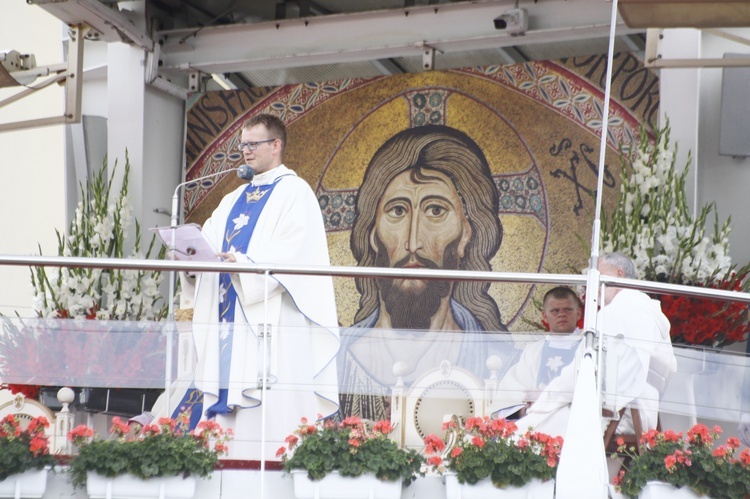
[613,470,625,487]
[110,417,130,437]
[373,420,393,435]
[427,456,443,466]
[687,424,711,446]
[284,434,299,446]
[68,424,95,445]
[348,438,360,448]
[665,454,677,472]
[659,273,750,348]
[727,437,741,449]
[739,449,750,466]
[423,434,446,454]
[441,420,457,431]
[662,430,683,443]
[341,416,362,428]
[471,436,485,448]
[450,446,463,458]
[5,384,40,399]
[275,446,286,457]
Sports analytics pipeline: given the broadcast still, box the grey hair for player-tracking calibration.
[600,252,637,279]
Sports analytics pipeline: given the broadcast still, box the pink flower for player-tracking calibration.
[427,456,443,467]
[450,447,463,458]
[275,446,286,457]
[348,438,360,448]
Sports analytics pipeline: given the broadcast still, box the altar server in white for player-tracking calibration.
[490,286,583,419]
[509,253,676,439]
[191,113,339,460]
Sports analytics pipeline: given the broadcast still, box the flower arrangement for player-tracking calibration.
[602,122,749,347]
[5,154,168,397]
[0,317,167,391]
[613,424,750,499]
[278,416,423,485]
[0,415,55,480]
[30,153,166,321]
[67,413,232,489]
[423,416,562,488]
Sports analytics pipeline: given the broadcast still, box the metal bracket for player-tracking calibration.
[188,71,202,92]
[258,323,272,338]
[421,45,435,71]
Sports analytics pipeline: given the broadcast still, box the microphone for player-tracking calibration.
[171,166,252,227]
[237,164,255,182]
[165,164,254,321]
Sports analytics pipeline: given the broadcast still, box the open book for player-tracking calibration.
[491,403,528,421]
[151,223,219,261]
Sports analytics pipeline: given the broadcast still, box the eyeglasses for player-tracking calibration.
[237,139,276,151]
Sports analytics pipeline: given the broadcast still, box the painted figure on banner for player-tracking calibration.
[338,125,516,420]
[157,114,339,461]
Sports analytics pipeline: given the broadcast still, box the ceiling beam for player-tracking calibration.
[28,0,154,51]
[157,0,642,75]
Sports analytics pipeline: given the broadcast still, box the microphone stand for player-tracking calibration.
[164,166,253,416]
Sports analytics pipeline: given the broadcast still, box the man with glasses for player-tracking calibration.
[187,113,339,460]
[490,286,583,420]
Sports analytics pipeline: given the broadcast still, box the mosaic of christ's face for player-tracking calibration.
[370,168,471,289]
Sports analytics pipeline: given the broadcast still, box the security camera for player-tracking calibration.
[493,8,528,36]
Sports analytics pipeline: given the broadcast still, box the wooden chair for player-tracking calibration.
[602,406,644,461]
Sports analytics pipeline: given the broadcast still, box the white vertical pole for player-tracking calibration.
[555,0,620,497]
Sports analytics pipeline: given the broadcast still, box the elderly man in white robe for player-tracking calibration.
[506,253,676,445]
[185,114,339,460]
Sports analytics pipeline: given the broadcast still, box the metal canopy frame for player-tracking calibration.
[645,27,750,68]
[0,24,84,133]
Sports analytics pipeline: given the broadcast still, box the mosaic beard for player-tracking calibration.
[374,236,461,330]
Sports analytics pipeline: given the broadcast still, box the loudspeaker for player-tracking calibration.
[719,53,750,158]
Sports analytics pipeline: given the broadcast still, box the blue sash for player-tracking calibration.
[535,338,580,387]
[205,178,285,419]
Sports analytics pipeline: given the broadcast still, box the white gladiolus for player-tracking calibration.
[602,122,738,290]
[30,156,166,321]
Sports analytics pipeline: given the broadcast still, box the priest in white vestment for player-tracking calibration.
[189,114,339,460]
